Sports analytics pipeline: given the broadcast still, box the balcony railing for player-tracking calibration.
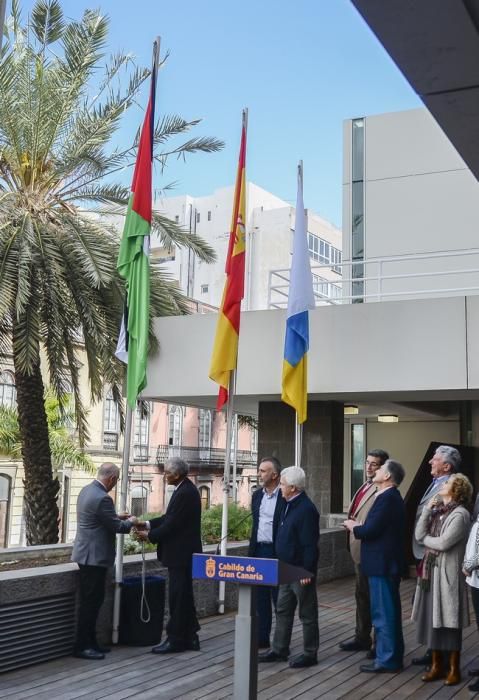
[156,444,258,470]
[268,247,479,306]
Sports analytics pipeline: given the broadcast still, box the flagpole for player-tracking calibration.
[112,403,134,643]
[112,35,161,645]
[294,161,304,468]
[218,371,236,613]
[295,414,302,467]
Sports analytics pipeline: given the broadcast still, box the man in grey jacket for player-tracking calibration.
[72,462,137,660]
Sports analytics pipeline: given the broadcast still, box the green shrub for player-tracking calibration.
[201,503,252,544]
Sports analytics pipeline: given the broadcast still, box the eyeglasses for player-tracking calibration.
[365,460,380,467]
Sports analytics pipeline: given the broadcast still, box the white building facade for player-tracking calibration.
[152,182,342,311]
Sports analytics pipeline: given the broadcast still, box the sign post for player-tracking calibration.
[193,554,312,700]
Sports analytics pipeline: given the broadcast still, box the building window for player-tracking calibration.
[207,210,211,221]
[0,370,16,408]
[350,422,365,497]
[251,427,258,453]
[0,474,11,547]
[134,404,150,462]
[199,409,212,453]
[199,485,210,511]
[351,118,365,303]
[103,389,120,451]
[130,485,148,516]
[200,284,209,294]
[168,405,183,447]
[308,233,342,272]
[196,212,200,223]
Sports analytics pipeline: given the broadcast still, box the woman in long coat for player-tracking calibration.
[412,472,472,686]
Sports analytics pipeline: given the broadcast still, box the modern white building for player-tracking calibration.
[142,106,479,544]
[152,182,342,311]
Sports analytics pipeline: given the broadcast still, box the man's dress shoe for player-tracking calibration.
[469,668,479,677]
[186,634,200,651]
[151,640,185,654]
[469,679,479,692]
[339,639,371,652]
[95,645,111,654]
[360,663,402,673]
[258,650,288,662]
[73,648,105,660]
[289,654,318,668]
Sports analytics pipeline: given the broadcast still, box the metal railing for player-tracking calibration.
[156,444,258,470]
[268,248,479,306]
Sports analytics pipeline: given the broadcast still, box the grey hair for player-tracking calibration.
[97,462,120,480]
[281,466,306,491]
[165,457,189,477]
[384,459,405,486]
[435,445,461,472]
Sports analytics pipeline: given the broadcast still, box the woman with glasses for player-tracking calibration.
[412,473,472,686]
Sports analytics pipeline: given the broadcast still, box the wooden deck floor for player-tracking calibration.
[1,576,479,699]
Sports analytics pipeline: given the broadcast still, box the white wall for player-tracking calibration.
[343,108,479,302]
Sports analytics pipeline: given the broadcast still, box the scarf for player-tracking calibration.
[418,501,458,591]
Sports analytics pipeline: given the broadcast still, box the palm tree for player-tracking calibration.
[0,0,222,544]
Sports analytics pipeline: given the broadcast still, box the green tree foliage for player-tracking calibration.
[0,388,95,473]
[0,0,222,544]
[201,503,252,544]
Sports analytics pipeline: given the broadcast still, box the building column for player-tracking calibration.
[257,401,344,519]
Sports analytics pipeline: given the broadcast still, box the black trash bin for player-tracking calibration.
[119,575,165,646]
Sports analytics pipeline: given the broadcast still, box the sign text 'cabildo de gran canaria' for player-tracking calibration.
[192,554,279,586]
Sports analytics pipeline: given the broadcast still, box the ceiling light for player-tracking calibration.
[344,405,359,415]
[378,414,399,423]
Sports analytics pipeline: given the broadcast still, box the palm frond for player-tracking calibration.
[31,0,65,48]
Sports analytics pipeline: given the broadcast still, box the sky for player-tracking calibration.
[18,0,421,228]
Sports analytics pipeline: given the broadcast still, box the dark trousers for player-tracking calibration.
[368,575,404,669]
[272,581,319,658]
[253,542,278,644]
[355,563,373,646]
[76,564,107,651]
[166,564,200,645]
[470,586,479,629]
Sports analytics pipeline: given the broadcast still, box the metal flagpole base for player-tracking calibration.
[233,585,258,700]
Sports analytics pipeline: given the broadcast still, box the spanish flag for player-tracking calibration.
[116,43,158,408]
[281,163,315,423]
[209,114,247,410]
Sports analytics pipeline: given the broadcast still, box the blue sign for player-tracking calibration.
[193,554,279,587]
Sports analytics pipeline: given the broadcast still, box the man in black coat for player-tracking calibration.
[248,456,285,648]
[136,457,202,654]
[259,466,320,669]
[344,459,406,674]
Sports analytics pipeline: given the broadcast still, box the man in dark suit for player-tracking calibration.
[344,459,406,674]
[248,456,285,648]
[259,466,320,669]
[136,457,202,654]
[72,462,137,660]
[340,448,389,655]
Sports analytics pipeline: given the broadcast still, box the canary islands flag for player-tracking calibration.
[281,164,315,423]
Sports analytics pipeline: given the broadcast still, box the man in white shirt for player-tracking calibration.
[248,457,285,648]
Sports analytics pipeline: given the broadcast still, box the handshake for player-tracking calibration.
[119,513,150,541]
